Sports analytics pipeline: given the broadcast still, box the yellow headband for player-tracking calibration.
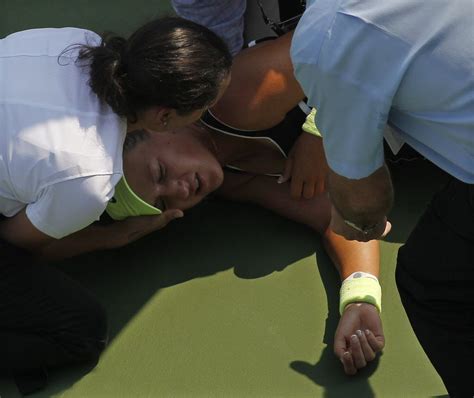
[106,176,162,220]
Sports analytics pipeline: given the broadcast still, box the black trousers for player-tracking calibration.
[396,178,474,397]
[0,240,107,395]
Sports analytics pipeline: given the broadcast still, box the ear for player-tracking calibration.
[154,107,172,127]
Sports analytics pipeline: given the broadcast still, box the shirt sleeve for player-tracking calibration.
[26,175,116,239]
[292,10,410,179]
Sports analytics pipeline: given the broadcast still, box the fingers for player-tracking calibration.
[278,157,293,184]
[153,209,184,229]
[302,181,315,199]
[290,177,304,199]
[365,329,385,352]
[345,330,383,372]
[341,351,357,375]
[336,330,381,375]
[315,179,325,196]
[349,333,367,369]
[356,329,376,362]
[334,333,358,376]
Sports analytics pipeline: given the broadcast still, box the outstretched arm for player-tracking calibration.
[0,208,182,262]
[217,173,384,374]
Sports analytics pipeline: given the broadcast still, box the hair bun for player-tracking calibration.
[103,35,127,76]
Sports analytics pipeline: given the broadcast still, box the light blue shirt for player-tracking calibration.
[291,0,474,182]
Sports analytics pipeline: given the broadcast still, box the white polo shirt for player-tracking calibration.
[0,28,126,238]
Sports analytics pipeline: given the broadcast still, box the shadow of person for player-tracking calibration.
[289,245,379,398]
[31,199,319,397]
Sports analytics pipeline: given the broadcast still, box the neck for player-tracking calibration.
[127,120,141,133]
[191,123,242,166]
[208,129,258,168]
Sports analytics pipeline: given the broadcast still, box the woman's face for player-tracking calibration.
[123,127,224,212]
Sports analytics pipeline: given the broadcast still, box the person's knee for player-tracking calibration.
[56,296,108,363]
[75,299,108,360]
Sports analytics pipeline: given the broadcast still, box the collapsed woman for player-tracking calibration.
[113,33,385,376]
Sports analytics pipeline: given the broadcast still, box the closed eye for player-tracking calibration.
[158,162,166,183]
[154,160,167,210]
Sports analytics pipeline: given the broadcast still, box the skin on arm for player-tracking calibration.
[217,173,384,374]
[328,164,393,241]
[211,33,327,200]
[0,208,182,263]
[211,31,305,130]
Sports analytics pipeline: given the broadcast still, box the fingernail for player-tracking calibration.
[351,335,358,342]
[343,351,351,357]
[365,329,370,336]
[356,330,363,337]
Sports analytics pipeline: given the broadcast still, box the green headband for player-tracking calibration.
[106,176,162,221]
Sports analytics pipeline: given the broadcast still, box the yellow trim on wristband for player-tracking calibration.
[302,108,322,138]
[339,277,382,315]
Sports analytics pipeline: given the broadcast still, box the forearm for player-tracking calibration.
[218,174,332,233]
[36,211,180,263]
[37,223,114,262]
[322,228,379,280]
[328,164,393,227]
[219,174,380,279]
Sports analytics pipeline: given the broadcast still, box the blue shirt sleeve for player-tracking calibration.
[291,7,410,179]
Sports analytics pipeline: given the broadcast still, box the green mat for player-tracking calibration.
[1,2,449,397]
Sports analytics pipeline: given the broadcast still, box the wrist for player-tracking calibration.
[344,302,378,311]
[339,272,382,315]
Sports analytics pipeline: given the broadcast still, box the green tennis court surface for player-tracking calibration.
[1,2,449,397]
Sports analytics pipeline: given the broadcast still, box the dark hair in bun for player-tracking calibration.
[78,17,232,121]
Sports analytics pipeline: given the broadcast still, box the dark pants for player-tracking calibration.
[0,240,108,395]
[396,178,474,397]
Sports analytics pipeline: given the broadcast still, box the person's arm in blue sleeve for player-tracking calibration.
[290,8,409,241]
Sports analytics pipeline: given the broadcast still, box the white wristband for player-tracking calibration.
[344,271,379,283]
[340,272,382,314]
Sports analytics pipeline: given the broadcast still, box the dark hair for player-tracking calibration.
[123,129,151,152]
[78,17,232,122]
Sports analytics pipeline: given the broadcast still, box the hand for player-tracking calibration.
[278,133,329,199]
[330,206,391,242]
[106,209,184,249]
[334,302,385,375]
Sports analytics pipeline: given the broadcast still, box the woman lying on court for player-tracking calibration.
[111,31,385,376]
[113,89,384,374]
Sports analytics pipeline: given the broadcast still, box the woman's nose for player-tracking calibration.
[164,179,191,199]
